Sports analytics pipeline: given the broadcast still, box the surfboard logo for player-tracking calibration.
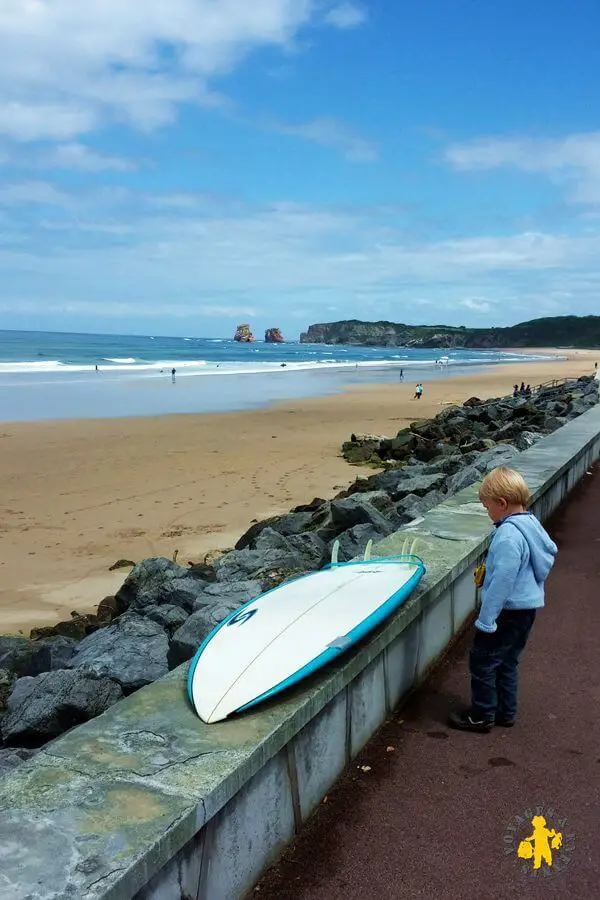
[227,609,258,627]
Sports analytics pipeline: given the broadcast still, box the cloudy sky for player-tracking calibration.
[1,0,600,338]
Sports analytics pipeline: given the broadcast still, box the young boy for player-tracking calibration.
[449,466,558,733]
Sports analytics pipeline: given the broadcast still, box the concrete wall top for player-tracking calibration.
[2,404,600,900]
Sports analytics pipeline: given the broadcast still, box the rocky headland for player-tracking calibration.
[300,315,600,349]
[1,374,597,773]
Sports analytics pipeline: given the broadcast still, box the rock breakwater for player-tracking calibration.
[0,375,597,770]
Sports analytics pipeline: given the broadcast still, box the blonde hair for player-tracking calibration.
[479,466,531,507]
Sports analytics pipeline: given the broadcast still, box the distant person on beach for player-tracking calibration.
[519,381,526,395]
[171,368,176,383]
[95,365,98,372]
[525,384,532,397]
[413,383,423,400]
[399,368,404,381]
[513,384,519,398]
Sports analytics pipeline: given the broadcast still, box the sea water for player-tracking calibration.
[0,329,554,422]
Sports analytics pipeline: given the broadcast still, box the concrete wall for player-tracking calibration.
[1,406,600,900]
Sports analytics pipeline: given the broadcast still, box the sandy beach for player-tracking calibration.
[2,349,597,634]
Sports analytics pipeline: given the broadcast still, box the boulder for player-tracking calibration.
[0,747,38,775]
[144,604,189,637]
[200,580,262,609]
[235,511,314,551]
[96,595,125,624]
[0,635,76,679]
[399,489,446,521]
[0,668,16,711]
[331,524,389,563]
[515,431,542,451]
[186,562,218,582]
[66,614,169,691]
[544,416,568,433]
[329,493,396,534]
[115,557,190,609]
[1,670,123,746]
[390,472,446,501]
[215,547,300,584]
[463,397,482,407]
[130,576,209,614]
[168,604,237,668]
[447,445,518,495]
[29,615,100,642]
[421,455,464,476]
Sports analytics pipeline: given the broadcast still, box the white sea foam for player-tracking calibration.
[0,352,562,377]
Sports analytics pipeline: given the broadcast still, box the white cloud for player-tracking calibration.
[325,3,367,29]
[42,143,138,172]
[3,183,600,327]
[460,298,492,313]
[445,132,600,205]
[277,116,377,162]
[0,181,74,206]
[0,0,318,141]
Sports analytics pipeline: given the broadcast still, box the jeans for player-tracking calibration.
[469,608,537,722]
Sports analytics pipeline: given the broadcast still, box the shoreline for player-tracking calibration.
[2,349,597,634]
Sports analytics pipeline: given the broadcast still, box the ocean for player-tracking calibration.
[0,329,553,422]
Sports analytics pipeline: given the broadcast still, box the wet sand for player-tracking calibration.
[1,348,597,634]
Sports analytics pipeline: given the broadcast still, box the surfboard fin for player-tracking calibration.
[364,539,373,561]
[400,536,420,559]
[331,539,340,567]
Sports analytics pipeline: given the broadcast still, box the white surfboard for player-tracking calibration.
[187,550,426,724]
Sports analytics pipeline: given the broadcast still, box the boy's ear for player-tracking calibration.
[498,497,509,509]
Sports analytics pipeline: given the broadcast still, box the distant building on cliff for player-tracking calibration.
[234,324,255,342]
[265,328,284,343]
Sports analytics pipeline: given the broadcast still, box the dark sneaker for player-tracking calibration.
[448,711,493,733]
[495,715,515,727]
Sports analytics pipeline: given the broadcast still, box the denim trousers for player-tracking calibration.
[470,608,537,721]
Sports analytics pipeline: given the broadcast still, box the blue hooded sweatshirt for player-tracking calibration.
[475,512,558,633]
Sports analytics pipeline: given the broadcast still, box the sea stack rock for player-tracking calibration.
[265,328,284,343]
[234,323,255,342]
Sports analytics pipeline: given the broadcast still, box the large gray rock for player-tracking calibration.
[200,580,262,608]
[168,604,238,668]
[0,635,77,679]
[115,557,191,609]
[0,668,16,711]
[144,604,189,637]
[1,670,122,745]
[515,431,542,451]
[330,492,396,534]
[0,747,38,775]
[543,415,568,433]
[253,528,326,569]
[130,576,210,614]
[447,444,518,495]
[215,547,290,583]
[331,523,389,563]
[66,615,169,691]
[390,472,446,501]
[421,455,464,476]
[398,489,446,521]
[235,511,314,551]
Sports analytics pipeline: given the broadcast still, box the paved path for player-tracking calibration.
[254,467,600,899]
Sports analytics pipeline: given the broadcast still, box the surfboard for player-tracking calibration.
[187,545,426,724]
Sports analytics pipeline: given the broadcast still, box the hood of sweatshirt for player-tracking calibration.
[499,512,558,583]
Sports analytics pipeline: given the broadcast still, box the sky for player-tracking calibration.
[1,0,600,339]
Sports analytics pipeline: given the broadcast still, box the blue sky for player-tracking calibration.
[2,0,600,338]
